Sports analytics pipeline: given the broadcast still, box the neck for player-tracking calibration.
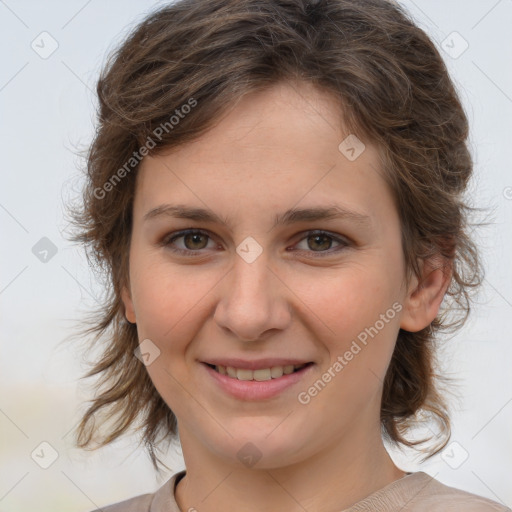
[174,426,405,512]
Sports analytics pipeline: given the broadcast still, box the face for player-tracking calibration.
[122,81,430,470]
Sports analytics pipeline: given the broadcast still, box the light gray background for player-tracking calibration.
[1,1,511,511]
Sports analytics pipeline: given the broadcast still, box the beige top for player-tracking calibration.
[93,470,510,511]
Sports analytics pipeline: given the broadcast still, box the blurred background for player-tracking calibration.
[1,0,511,510]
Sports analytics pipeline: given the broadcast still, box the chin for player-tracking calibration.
[210,427,309,470]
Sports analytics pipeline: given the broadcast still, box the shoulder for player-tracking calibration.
[345,472,510,512]
[89,493,153,512]
[402,472,510,512]
[87,470,185,512]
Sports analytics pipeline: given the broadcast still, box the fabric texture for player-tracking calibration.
[91,470,510,511]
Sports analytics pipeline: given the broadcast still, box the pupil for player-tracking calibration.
[309,234,331,251]
[185,233,207,249]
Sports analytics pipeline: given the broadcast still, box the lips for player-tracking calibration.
[201,357,313,370]
[201,360,315,400]
[206,362,311,381]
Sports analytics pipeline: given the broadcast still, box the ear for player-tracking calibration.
[400,255,452,332]
[121,285,136,324]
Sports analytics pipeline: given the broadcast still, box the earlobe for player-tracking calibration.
[400,256,452,333]
[121,286,136,324]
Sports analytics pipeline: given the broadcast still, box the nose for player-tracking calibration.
[213,253,292,342]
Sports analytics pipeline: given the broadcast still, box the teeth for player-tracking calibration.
[213,364,307,381]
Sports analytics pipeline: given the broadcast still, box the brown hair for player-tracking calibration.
[70,0,483,471]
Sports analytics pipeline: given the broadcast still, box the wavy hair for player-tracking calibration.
[69,0,483,471]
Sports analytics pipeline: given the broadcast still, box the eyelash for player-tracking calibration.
[161,229,350,258]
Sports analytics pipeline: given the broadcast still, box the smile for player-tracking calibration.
[206,363,309,381]
[201,362,315,401]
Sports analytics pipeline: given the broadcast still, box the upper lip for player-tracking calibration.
[202,358,313,370]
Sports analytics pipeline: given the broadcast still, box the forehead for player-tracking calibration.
[135,81,396,231]
[171,81,350,164]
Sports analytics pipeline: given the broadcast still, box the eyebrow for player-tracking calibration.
[143,204,374,231]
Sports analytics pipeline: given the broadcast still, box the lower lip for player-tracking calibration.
[201,362,315,401]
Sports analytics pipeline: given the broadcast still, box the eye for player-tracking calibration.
[291,230,349,256]
[162,229,217,256]
[161,228,349,257]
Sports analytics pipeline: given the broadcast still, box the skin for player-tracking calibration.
[122,80,450,512]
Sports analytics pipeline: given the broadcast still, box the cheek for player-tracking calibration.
[129,263,212,407]
[130,259,215,348]
[293,265,401,380]
[300,266,396,334]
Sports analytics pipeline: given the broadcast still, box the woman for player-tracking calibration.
[71,0,510,510]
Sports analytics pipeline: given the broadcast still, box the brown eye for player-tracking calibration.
[163,229,216,255]
[293,230,349,256]
[162,229,349,258]
[306,233,333,251]
[182,232,209,250]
